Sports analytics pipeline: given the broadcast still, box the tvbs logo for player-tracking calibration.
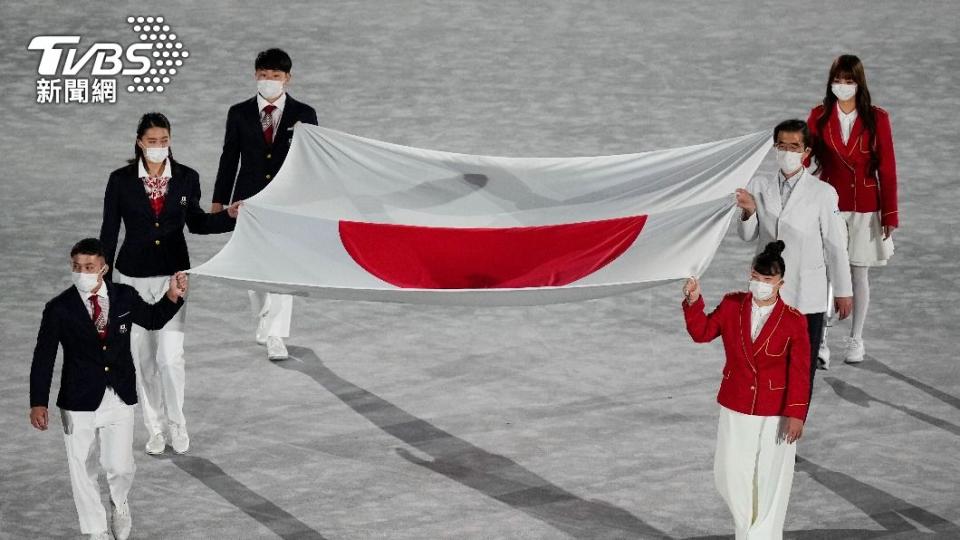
[28,36,152,76]
[28,16,188,104]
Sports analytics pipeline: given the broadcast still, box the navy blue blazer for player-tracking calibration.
[100,160,234,280]
[30,281,183,411]
[212,94,318,205]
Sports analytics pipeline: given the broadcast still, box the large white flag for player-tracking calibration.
[190,125,770,306]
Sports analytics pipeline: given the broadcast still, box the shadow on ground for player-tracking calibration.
[278,345,672,539]
[159,453,328,540]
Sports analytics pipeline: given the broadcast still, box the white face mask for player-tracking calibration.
[257,79,285,100]
[72,269,104,295]
[749,279,777,301]
[143,145,169,164]
[776,149,804,174]
[831,82,857,101]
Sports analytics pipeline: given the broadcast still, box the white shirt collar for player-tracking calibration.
[138,158,172,179]
[836,102,858,121]
[257,91,287,113]
[778,167,805,187]
[752,298,775,312]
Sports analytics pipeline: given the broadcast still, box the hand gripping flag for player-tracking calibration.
[190,125,770,306]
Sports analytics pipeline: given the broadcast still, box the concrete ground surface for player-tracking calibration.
[1,1,958,538]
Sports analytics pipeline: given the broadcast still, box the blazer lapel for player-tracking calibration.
[762,179,784,238]
[779,170,810,221]
[127,163,155,218]
[105,281,125,342]
[160,164,184,217]
[70,285,102,342]
[826,106,863,160]
[274,96,299,145]
[846,114,866,156]
[739,294,756,371]
[753,298,786,354]
[763,179,784,216]
[246,98,268,151]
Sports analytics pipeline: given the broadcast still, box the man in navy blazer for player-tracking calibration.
[30,238,187,540]
[211,48,318,360]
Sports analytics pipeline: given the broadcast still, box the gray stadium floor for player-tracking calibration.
[1,1,958,538]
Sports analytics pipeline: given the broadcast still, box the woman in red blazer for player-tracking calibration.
[807,54,897,364]
[683,240,810,540]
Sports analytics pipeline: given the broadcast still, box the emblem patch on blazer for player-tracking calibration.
[180,196,187,206]
[119,323,128,334]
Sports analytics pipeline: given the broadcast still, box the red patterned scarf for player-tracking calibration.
[141,174,170,216]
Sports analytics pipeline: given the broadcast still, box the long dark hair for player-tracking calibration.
[811,55,876,172]
[818,55,875,134]
[128,112,174,165]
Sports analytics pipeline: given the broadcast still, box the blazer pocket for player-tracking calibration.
[117,311,131,319]
[765,337,790,357]
[768,377,786,391]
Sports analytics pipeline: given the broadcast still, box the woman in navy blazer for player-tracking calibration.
[99,112,238,456]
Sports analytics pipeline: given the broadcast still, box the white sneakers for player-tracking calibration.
[818,337,866,367]
[145,425,189,454]
[845,337,866,363]
[145,431,166,455]
[257,318,288,360]
[255,316,268,346]
[88,532,110,540]
[169,423,190,454]
[266,336,288,360]
[111,499,132,540]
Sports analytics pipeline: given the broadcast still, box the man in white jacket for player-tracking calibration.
[736,119,854,400]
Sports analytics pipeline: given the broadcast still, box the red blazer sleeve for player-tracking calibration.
[782,313,811,421]
[873,108,899,227]
[803,107,822,169]
[806,107,821,137]
[682,295,726,343]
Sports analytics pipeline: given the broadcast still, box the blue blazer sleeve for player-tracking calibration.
[30,302,61,408]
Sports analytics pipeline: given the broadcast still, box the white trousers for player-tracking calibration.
[715,406,797,540]
[248,291,292,339]
[61,388,135,535]
[115,272,187,435]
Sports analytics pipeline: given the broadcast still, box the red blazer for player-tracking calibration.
[807,104,899,227]
[683,292,811,420]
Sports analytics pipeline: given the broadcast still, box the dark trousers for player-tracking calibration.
[805,312,825,401]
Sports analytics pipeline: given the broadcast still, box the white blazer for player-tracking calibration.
[738,169,853,314]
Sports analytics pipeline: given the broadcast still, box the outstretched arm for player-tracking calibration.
[130,272,187,330]
[185,173,236,234]
[736,179,760,242]
[681,277,725,343]
[213,110,240,207]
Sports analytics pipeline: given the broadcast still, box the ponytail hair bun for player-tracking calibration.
[762,240,785,257]
[753,241,786,277]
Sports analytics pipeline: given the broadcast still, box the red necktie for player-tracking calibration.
[89,295,107,341]
[261,104,277,145]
